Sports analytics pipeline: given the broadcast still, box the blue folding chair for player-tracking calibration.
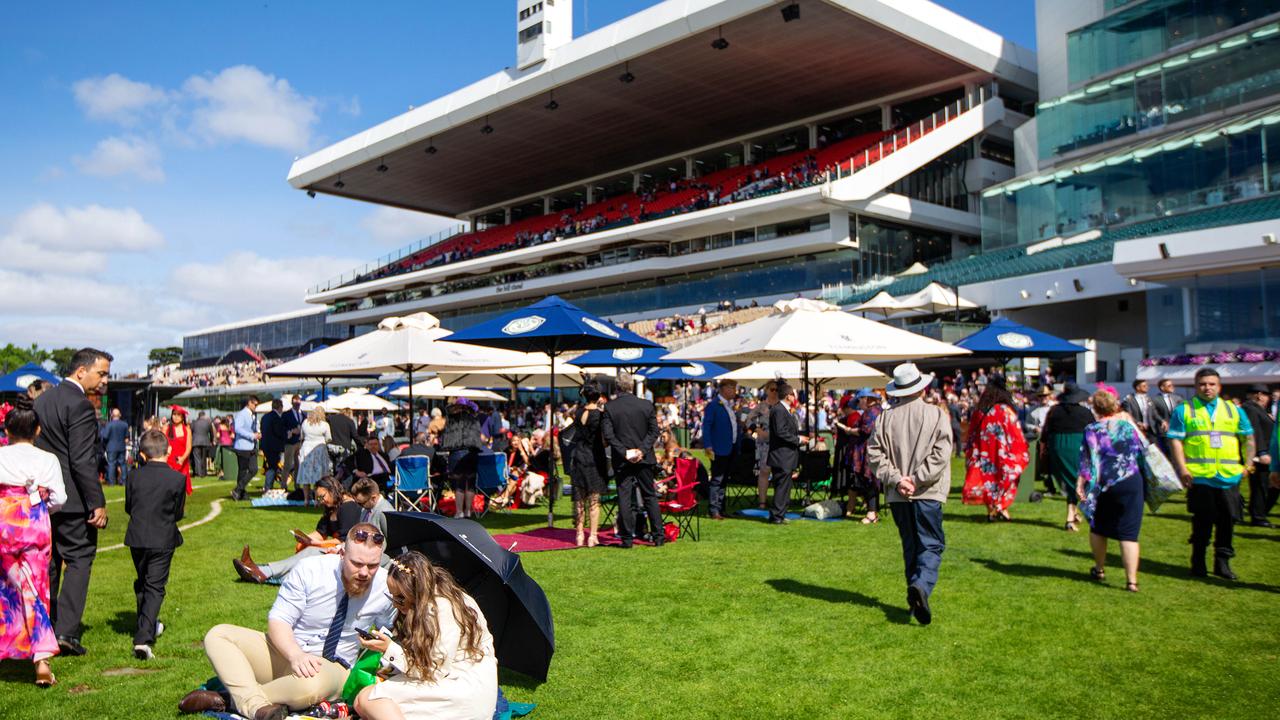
[476,452,509,517]
[393,455,431,511]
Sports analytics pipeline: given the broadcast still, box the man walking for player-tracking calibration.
[101,407,129,486]
[279,396,305,487]
[260,399,288,492]
[232,396,261,501]
[35,347,113,655]
[766,383,801,525]
[1240,384,1276,528]
[602,371,662,548]
[190,411,215,478]
[1150,378,1183,455]
[701,378,739,520]
[1169,368,1254,580]
[1121,379,1155,440]
[867,363,953,625]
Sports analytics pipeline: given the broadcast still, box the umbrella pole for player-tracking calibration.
[547,350,558,529]
[407,369,414,428]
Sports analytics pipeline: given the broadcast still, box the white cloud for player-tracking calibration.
[0,269,143,317]
[184,65,319,152]
[72,73,168,123]
[73,135,165,182]
[0,202,164,272]
[168,250,362,316]
[361,207,463,247]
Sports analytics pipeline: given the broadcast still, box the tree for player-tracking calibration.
[148,346,183,368]
[49,348,79,377]
[0,343,51,374]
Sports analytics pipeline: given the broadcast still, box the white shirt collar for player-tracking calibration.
[66,378,86,394]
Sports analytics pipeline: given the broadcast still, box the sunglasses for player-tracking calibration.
[350,529,385,545]
[384,591,408,605]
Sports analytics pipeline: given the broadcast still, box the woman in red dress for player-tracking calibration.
[166,405,193,495]
[962,377,1029,521]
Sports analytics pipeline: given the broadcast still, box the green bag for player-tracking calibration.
[341,649,384,705]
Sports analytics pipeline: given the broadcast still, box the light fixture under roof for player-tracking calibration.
[306,189,316,198]
[619,62,635,84]
[375,161,388,173]
[711,26,729,50]
[481,115,494,134]
[424,136,437,154]
[334,178,345,189]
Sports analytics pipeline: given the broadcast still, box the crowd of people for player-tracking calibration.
[151,359,283,388]
[0,344,1275,717]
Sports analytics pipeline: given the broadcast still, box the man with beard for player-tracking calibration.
[179,524,395,720]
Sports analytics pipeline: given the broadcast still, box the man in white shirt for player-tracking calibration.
[180,524,395,720]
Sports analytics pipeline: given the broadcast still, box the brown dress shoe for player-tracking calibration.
[233,557,268,584]
[178,689,226,714]
[241,545,252,564]
[254,703,288,720]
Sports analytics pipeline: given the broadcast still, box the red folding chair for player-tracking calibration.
[660,456,701,541]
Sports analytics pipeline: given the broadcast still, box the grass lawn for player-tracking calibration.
[2,460,1278,719]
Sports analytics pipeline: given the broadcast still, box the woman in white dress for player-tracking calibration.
[297,407,331,506]
[355,551,498,720]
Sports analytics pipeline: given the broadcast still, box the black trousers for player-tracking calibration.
[769,464,795,522]
[130,547,174,645]
[234,449,257,496]
[616,462,662,545]
[1188,484,1242,559]
[708,453,733,517]
[1247,463,1278,523]
[48,512,98,640]
[191,445,212,477]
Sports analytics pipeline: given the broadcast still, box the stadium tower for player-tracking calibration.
[289,0,1036,339]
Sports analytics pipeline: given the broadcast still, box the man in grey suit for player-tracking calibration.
[190,411,215,477]
[602,371,662,548]
[35,347,113,656]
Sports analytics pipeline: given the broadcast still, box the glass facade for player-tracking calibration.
[1145,267,1280,353]
[1039,23,1280,157]
[982,112,1280,249]
[854,217,957,278]
[1068,0,1279,86]
[182,311,339,365]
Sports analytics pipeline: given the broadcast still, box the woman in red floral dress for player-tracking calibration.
[962,376,1029,521]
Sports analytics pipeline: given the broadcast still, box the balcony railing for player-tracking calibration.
[308,223,469,295]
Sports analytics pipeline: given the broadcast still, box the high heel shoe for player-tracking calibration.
[587,534,598,548]
[34,660,55,688]
[575,531,585,547]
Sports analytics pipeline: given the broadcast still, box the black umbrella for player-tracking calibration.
[384,511,554,681]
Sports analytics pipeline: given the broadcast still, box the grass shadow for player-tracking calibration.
[970,557,1082,582]
[765,578,910,624]
[107,610,135,636]
[0,659,37,685]
[498,667,545,691]
[1055,548,1280,594]
[946,514,1061,530]
[1237,531,1280,542]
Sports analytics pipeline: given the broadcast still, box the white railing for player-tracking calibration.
[308,223,470,295]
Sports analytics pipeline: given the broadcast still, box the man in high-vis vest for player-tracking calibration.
[1168,368,1254,580]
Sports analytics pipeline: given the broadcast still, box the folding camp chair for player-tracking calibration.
[392,455,432,511]
[659,456,701,541]
[799,449,831,506]
[475,452,509,517]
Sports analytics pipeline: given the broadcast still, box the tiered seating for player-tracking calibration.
[1102,194,1280,242]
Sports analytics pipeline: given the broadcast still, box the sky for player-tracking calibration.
[0,1,1035,374]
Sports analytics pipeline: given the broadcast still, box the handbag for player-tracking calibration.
[1127,420,1182,512]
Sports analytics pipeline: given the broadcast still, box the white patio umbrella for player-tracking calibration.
[668,298,967,435]
[267,312,533,410]
[255,400,320,414]
[436,361,615,400]
[391,378,506,402]
[892,282,978,317]
[852,291,902,318]
[898,261,930,276]
[718,360,887,390]
[322,388,399,412]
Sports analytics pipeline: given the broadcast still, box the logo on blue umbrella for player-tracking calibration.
[611,348,643,360]
[581,317,619,338]
[502,315,546,335]
[997,332,1034,350]
[683,363,705,376]
[16,374,40,389]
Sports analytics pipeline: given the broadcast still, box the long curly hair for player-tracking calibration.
[967,382,1016,447]
[386,551,487,682]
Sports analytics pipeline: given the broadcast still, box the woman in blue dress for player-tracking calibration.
[1077,390,1147,592]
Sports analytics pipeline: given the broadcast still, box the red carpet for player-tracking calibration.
[490,527,657,552]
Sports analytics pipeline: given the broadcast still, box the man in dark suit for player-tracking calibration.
[767,382,802,525]
[125,430,186,660]
[354,436,393,493]
[701,378,740,520]
[101,407,129,486]
[1241,384,1277,528]
[190,411,215,477]
[259,399,289,492]
[279,395,305,486]
[35,347,112,656]
[1150,378,1183,455]
[1121,379,1155,440]
[602,371,662,547]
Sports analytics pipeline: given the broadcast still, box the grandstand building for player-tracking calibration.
[951,0,1280,382]
[180,307,350,368]
[289,0,1037,337]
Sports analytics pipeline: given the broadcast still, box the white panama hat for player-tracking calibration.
[885,362,935,397]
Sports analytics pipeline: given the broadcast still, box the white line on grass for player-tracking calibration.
[100,499,224,553]
[106,483,214,503]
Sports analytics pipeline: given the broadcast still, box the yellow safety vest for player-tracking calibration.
[1180,398,1243,479]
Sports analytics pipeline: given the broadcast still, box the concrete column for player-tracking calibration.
[684,157,695,179]
[880,104,892,131]
[504,207,512,225]
[632,171,642,191]
[742,142,753,165]
[543,196,552,214]
[585,184,595,203]
[807,124,818,149]
[828,208,851,246]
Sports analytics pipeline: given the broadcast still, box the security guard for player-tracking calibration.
[1169,368,1255,580]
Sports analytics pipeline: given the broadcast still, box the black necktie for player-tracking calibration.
[323,591,349,664]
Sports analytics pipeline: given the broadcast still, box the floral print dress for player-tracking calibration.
[962,404,1029,513]
[1077,418,1146,534]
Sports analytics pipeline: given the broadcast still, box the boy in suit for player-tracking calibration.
[126,429,186,660]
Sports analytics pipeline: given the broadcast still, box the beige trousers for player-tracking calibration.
[203,624,347,717]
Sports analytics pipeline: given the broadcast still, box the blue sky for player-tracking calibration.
[0,1,1034,373]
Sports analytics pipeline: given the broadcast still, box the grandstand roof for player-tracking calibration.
[186,306,327,337]
[287,0,1036,217]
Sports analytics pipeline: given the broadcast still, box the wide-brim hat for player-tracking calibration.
[1059,382,1089,404]
[1036,385,1053,397]
[885,363,935,397]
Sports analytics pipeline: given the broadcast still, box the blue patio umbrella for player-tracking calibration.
[372,379,410,397]
[0,363,60,394]
[571,346,687,372]
[447,295,661,527]
[636,360,729,381]
[957,317,1087,358]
